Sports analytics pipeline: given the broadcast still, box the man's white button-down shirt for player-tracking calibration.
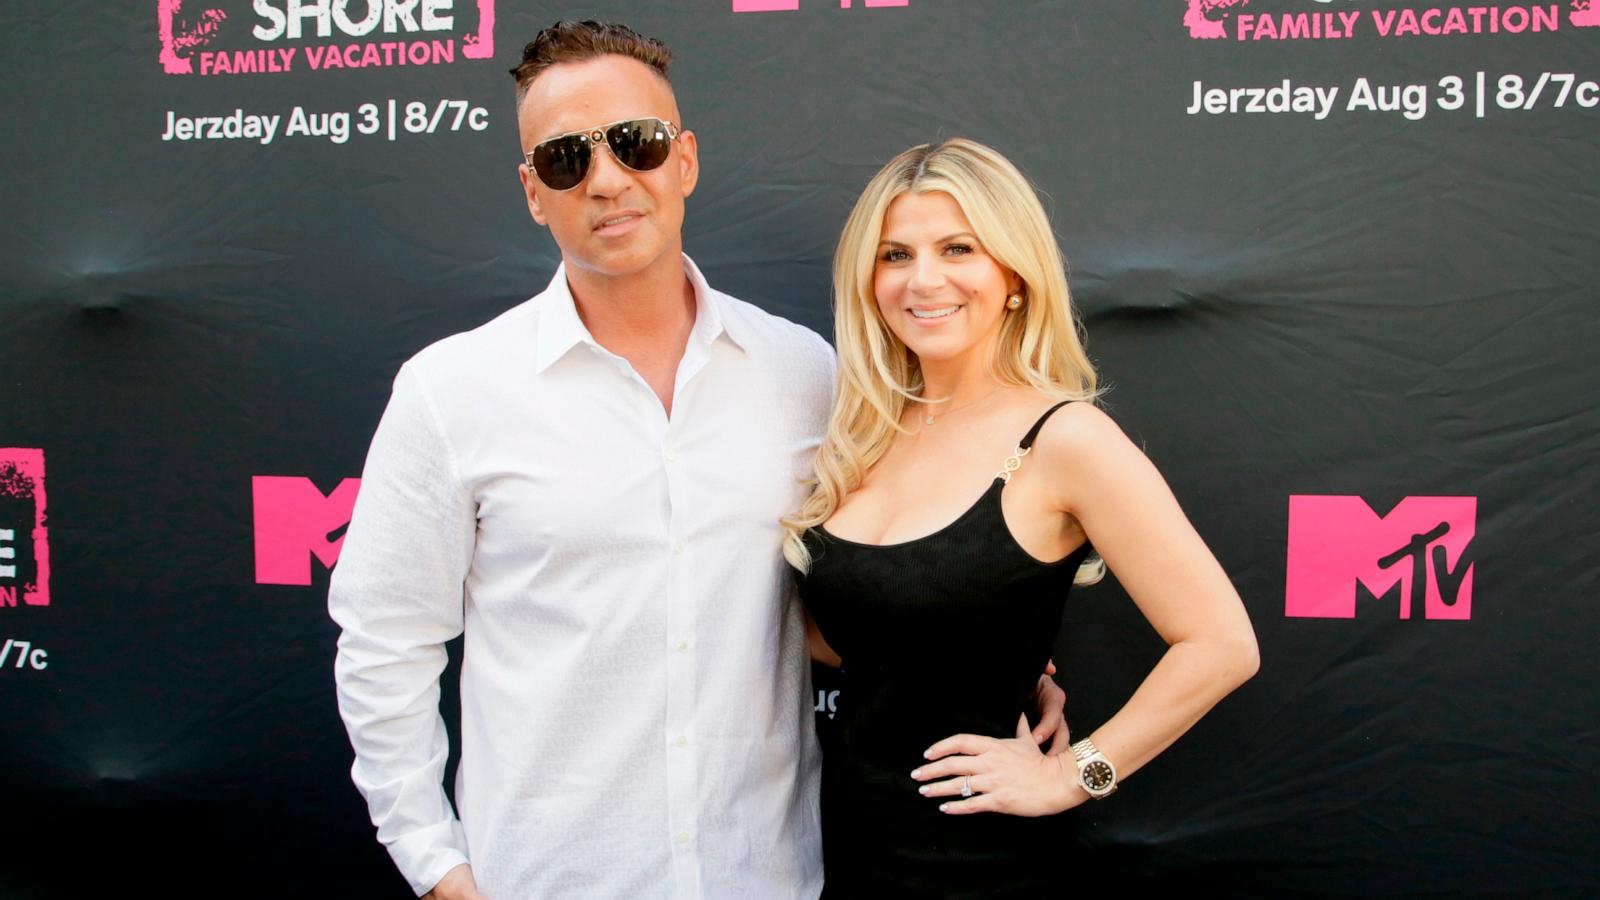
[330,257,833,897]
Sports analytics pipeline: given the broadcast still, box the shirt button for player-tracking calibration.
[664,449,677,463]
[674,735,688,748]
[675,831,691,844]
[674,641,688,653]
[673,543,685,556]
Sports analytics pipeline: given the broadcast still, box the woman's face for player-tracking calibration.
[872,190,1018,372]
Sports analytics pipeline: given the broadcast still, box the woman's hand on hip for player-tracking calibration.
[912,714,1088,816]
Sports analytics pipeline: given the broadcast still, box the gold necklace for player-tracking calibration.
[917,387,1003,427]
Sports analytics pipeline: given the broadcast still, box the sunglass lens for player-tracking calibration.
[531,134,590,190]
[607,120,673,173]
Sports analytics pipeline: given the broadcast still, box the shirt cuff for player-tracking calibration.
[388,818,471,896]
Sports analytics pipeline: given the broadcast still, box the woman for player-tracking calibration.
[784,139,1259,896]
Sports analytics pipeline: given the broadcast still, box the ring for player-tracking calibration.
[960,776,973,798]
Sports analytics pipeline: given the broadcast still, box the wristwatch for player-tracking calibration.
[1070,737,1118,799]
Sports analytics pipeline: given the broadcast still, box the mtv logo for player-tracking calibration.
[253,476,360,585]
[0,448,49,608]
[1286,495,1475,620]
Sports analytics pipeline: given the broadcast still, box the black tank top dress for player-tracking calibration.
[797,401,1093,899]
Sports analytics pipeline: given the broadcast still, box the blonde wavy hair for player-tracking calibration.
[782,138,1104,585]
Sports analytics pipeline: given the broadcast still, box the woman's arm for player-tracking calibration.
[1047,403,1258,780]
[914,403,1258,814]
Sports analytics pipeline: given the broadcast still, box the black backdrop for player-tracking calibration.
[2,2,1597,897]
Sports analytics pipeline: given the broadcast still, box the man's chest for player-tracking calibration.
[459,356,817,575]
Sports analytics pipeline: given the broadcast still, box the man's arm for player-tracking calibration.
[330,362,478,897]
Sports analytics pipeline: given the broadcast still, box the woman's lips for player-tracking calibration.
[907,306,961,323]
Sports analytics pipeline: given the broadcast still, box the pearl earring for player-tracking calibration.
[1005,293,1023,310]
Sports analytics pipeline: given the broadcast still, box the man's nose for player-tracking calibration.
[584,140,634,197]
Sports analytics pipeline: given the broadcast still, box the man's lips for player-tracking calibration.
[593,211,645,233]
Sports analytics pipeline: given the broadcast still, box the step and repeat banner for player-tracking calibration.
[3,2,1597,896]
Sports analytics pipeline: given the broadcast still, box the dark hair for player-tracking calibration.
[511,20,673,106]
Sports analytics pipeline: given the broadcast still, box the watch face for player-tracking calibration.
[1081,760,1115,792]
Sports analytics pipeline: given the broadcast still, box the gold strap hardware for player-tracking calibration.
[996,445,1032,484]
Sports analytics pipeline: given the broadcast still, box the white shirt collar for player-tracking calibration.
[532,253,747,375]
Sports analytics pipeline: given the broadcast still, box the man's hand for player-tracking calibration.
[1029,659,1071,756]
[423,864,486,900]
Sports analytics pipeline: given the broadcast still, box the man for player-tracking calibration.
[331,20,1066,899]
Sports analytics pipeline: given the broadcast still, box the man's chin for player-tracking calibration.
[568,239,679,281]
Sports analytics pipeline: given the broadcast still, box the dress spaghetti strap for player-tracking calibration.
[997,400,1078,484]
[1019,400,1078,450]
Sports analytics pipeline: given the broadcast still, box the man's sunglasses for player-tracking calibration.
[523,117,682,191]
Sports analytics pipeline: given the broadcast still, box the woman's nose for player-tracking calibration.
[908,254,944,292]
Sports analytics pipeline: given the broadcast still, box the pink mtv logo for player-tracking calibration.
[734,0,907,11]
[0,448,50,608]
[1286,495,1475,620]
[1573,1,1600,27]
[253,476,359,585]
[1184,0,1250,38]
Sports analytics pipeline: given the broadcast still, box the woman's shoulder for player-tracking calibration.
[1024,399,1141,475]
[1017,394,1114,438]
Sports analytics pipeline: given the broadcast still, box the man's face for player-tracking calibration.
[516,55,699,281]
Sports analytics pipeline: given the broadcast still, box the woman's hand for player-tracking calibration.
[911,714,1088,816]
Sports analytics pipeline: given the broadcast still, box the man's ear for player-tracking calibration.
[518,164,549,226]
[676,129,700,199]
